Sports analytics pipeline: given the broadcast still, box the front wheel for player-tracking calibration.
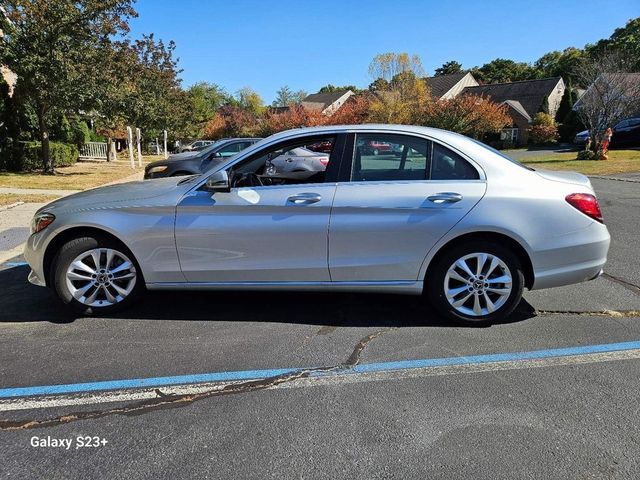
[52,236,144,315]
[427,241,524,326]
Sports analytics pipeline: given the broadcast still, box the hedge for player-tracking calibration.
[7,141,79,171]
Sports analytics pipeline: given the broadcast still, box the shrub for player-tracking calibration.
[528,124,560,146]
[8,141,79,171]
[576,149,596,160]
[532,112,555,126]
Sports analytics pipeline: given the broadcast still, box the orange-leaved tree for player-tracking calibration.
[422,95,511,138]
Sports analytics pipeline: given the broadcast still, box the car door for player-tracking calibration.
[328,132,487,282]
[175,134,345,283]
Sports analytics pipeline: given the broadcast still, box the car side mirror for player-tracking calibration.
[204,170,230,193]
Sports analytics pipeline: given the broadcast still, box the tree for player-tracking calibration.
[472,58,536,84]
[185,82,231,138]
[0,0,136,172]
[318,84,361,94]
[235,87,265,115]
[367,53,431,124]
[586,17,640,71]
[574,53,640,154]
[325,95,372,125]
[272,85,307,107]
[260,105,324,136]
[368,52,425,84]
[533,47,585,85]
[422,95,511,139]
[434,61,463,76]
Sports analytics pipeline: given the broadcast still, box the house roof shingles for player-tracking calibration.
[425,72,468,98]
[301,90,351,111]
[462,77,563,118]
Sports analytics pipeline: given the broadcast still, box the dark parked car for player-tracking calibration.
[574,117,640,149]
[145,138,261,179]
[610,117,640,148]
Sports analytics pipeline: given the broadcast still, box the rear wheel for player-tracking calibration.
[427,241,524,326]
[52,236,144,315]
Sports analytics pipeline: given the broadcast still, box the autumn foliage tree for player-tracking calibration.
[422,95,511,138]
[0,0,137,172]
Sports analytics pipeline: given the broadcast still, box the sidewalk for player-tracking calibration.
[0,170,145,265]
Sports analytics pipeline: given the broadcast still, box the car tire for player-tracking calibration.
[51,235,144,315]
[426,240,524,326]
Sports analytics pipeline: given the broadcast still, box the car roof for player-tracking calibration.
[261,124,478,154]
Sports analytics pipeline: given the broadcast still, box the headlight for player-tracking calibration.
[31,213,55,234]
[147,165,168,174]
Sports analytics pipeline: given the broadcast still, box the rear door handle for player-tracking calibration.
[427,192,463,204]
[287,193,322,204]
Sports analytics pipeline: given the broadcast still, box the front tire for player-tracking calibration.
[427,241,524,326]
[51,236,144,315]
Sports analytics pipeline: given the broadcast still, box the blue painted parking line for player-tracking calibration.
[3,261,28,267]
[1,340,640,399]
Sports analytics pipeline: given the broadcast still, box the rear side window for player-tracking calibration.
[431,143,479,180]
[352,133,429,182]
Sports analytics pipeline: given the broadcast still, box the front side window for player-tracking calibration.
[229,136,336,188]
[352,134,429,182]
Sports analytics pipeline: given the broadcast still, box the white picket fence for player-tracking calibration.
[79,141,108,161]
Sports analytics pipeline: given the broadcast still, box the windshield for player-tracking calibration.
[194,140,227,156]
[469,138,534,171]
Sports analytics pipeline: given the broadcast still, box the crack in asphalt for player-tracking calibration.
[590,175,640,184]
[343,328,397,366]
[602,272,640,294]
[0,329,396,431]
[535,309,640,317]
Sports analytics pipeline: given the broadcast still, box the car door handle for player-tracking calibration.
[427,192,463,204]
[287,193,322,204]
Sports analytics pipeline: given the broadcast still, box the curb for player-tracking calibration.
[0,202,25,212]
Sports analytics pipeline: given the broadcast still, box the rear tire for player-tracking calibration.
[51,235,144,315]
[426,240,524,326]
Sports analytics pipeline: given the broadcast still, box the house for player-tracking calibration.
[301,90,355,115]
[462,77,565,145]
[425,72,479,100]
[573,73,640,114]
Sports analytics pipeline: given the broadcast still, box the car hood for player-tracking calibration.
[169,151,201,160]
[38,176,191,213]
[535,169,592,188]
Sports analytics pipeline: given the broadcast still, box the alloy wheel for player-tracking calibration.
[443,252,512,317]
[65,248,137,307]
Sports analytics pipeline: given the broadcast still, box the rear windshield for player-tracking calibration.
[469,139,534,171]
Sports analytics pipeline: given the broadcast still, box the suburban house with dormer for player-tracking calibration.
[425,72,479,100]
[462,77,565,145]
[301,90,355,115]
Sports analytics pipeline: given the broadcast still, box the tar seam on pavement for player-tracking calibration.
[0,329,397,431]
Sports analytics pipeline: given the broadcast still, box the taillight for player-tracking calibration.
[319,157,329,166]
[565,193,603,223]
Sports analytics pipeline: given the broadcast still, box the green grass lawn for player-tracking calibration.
[512,149,640,176]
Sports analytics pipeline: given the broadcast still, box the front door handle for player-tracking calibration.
[287,193,322,204]
[427,192,463,204]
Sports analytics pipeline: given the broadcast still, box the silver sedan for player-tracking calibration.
[24,125,610,325]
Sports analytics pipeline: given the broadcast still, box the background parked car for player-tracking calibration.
[610,117,640,148]
[145,138,261,179]
[267,147,330,179]
[574,117,640,148]
[179,140,215,153]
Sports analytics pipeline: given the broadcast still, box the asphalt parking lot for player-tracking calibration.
[1,176,639,479]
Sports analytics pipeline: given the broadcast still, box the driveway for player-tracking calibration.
[0,176,639,479]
